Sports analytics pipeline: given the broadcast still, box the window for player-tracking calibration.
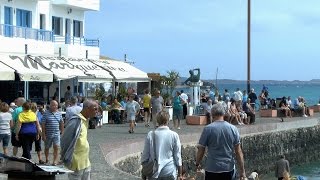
[52,16,62,35]
[73,20,82,37]
[40,14,46,30]
[16,9,32,28]
[4,6,13,37]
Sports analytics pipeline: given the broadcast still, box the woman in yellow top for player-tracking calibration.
[15,102,41,160]
[142,89,151,127]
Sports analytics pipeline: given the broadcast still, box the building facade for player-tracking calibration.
[0,0,100,102]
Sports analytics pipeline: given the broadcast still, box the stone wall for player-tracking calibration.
[114,125,320,177]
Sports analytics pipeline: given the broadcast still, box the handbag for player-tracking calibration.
[141,131,157,178]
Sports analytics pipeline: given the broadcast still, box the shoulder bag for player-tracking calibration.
[141,131,157,178]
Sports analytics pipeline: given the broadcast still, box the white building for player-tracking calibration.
[0,0,100,59]
[0,0,149,103]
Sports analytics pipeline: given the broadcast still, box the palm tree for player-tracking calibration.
[159,70,180,105]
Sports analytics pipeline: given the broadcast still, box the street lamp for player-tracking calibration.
[247,0,251,92]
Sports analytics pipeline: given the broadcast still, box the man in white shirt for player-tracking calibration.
[180,90,188,119]
[233,88,243,107]
[65,96,82,123]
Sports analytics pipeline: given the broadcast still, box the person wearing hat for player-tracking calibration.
[9,102,17,113]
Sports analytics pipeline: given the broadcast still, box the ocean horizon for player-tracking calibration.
[175,82,320,106]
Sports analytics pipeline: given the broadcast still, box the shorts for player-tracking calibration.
[11,132,22,147]
[0,134,10,147]
[34,135,42,152]
[45,135,60,149]
[143,108,150,113]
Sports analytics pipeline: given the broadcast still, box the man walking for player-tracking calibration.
[196,103,246,180]
[65,96,82,123]
[275,155,290,180]
[11,97,26,156]
[150,90,164,128]
[42,100,64,165]
[61,100,98,180]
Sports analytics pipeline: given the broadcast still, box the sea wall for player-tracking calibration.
[114,125,320,177]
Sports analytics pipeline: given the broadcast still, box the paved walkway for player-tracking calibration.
[0,113,319,179]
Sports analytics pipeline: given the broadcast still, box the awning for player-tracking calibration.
[89,59,150,82]
[62,58,113,83]
[30,56,90,81]
[0,62,15,81]
[0,54,53,82]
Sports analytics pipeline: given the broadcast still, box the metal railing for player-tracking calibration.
[54,34,99,47]
[0,24,54,42]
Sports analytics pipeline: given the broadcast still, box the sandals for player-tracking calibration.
[39,160,45,164]
[128,130,135,134]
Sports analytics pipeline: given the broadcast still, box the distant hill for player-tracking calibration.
[177,78,320,85]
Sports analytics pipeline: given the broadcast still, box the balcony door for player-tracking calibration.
[4,6,13,37]
[52,16,62,35]
[16,9,32,28]
[73,20,82,37]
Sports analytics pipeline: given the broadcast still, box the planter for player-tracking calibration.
[260,109,277,117]
[186,115,207,125]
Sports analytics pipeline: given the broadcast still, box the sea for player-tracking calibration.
[176,83,320,106]
[176,82,320,179]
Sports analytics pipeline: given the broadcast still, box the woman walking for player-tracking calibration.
[31,103,45,164]
[125,95,140,133]
[172,91,184,130]
[141,110,183,180]
[15,102,41,159]
[0,102,13,155]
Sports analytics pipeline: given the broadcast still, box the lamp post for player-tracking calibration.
[247,0,251,92]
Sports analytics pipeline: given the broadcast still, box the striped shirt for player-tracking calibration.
[42,110,62,137]
[0,112,12,135]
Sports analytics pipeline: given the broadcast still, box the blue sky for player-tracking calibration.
[85,0,320,81]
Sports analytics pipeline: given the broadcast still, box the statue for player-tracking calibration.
[184,68,200,85]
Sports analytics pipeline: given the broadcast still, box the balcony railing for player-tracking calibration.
[0,24,54,42]
[54,34,99,47]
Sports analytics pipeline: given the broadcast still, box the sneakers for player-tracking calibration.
[303,114,308,117]
[177,127,181,130]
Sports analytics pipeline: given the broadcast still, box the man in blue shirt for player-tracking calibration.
[196,102,246,180]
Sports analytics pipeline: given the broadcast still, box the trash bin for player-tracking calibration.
[0,154,72,180]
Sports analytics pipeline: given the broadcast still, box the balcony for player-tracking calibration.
[0,24,53,42]
[51,0,100,11]
[54,35,99,47]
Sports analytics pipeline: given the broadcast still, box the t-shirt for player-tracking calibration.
[198,121,240,173]
[64,90,72,101]
[151,96,164,114]
[172,96,182,110]
[12,106,23,132]
[0,112,12,135]
[42,110,62,137]
[180,93,188,104]
[125,101,140,120]
[143,94,151,108]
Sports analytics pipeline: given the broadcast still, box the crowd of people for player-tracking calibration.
[0,96,98,179]
[0,85,308,180]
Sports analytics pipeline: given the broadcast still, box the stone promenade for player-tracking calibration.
[0,113,319,179]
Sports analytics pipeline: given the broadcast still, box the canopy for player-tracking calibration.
[0,62,15,81]
[62,58,113,83]
[0,54,53,82]
[30,56,89,81]
[89,59,150,82]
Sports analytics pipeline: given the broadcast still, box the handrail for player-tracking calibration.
[54,34,99,47]
[0,24,54,42]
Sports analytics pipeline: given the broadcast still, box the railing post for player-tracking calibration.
[25,44,28,54]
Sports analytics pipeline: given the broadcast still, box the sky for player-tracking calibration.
[85,0,320,81]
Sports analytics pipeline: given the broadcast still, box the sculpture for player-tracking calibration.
[184,68,200,85]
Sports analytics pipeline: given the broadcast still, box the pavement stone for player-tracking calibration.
[0,113,319,179]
